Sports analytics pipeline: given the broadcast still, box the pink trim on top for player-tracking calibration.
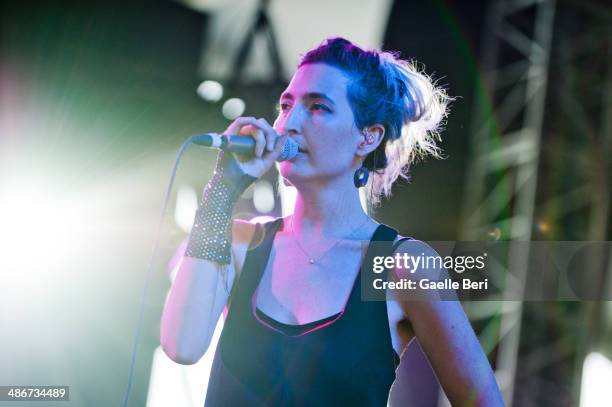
[251,270,360,337]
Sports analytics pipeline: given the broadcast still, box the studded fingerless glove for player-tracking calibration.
[184,151,256,264]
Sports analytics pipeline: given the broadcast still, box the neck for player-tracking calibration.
[288,173,370,239]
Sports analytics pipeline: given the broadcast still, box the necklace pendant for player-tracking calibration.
[309,258,315,265]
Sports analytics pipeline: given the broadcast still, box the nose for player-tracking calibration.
[275,105,303,136]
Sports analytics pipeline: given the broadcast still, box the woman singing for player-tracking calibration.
[161,38,504,406]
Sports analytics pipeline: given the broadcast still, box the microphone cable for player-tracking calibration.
[121,135,199,407]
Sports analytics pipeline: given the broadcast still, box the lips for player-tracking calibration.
[297,146,309,154]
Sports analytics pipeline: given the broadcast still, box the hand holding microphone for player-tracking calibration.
[185,117,293,264]
[193,117,297,179]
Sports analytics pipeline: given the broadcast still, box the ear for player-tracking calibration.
[356,124,385,157]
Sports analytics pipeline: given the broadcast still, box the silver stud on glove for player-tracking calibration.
[185,151,256,264]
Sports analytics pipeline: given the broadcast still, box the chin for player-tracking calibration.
[279,165,300,184]
[279,161,312,185]
[279,160,300,177]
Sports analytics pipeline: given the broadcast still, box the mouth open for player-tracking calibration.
[298,146,308,154]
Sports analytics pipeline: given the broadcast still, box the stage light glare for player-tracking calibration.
[197,80,224,102]
[174,185,198,233]
[222,98,245,120]
[536,220,550,233]
[0,176,89,317]
[253,180,275,213]
[277,173,296,219]
[0,179,83,274]
[487,227,501,240]
[580,352,612,407]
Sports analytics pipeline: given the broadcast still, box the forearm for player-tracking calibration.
[411,300,504,407]
[471,376,505,407]
[439,350,504,407]
[160,256,230,364]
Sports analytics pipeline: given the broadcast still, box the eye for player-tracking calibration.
[310,103,331,112]
[276,102,292,113]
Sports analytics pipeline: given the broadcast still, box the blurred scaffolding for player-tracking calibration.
[460,0,611,406]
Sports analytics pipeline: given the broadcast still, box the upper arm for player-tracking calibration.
[392,239,504,406]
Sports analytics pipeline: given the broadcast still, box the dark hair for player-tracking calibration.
[299,37,451,204]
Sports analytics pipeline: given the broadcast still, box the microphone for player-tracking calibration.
[192,133,298,162]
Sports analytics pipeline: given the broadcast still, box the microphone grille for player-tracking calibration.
[278,138,298,162]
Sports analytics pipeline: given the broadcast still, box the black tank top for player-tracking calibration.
[204,218,402,407]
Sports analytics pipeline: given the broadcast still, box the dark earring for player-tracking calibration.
[353,166,369,188]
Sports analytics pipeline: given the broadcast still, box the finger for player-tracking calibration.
[224,116,258,135]
[236,124,254,136]
[253,128,265,158]
[256,118,277,152]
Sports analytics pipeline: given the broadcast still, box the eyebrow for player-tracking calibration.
[280,92,336,106]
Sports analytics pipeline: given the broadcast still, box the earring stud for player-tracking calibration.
[362,130,374,144]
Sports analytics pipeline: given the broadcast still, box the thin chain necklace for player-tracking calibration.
[289,216,371,266]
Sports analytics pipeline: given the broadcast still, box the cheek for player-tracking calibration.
[310,140,357,170]
[321,126,361,158]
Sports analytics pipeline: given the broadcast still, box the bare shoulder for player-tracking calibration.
[389,235,459,309]
[393,236,448,282]
[393,235,438,257]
